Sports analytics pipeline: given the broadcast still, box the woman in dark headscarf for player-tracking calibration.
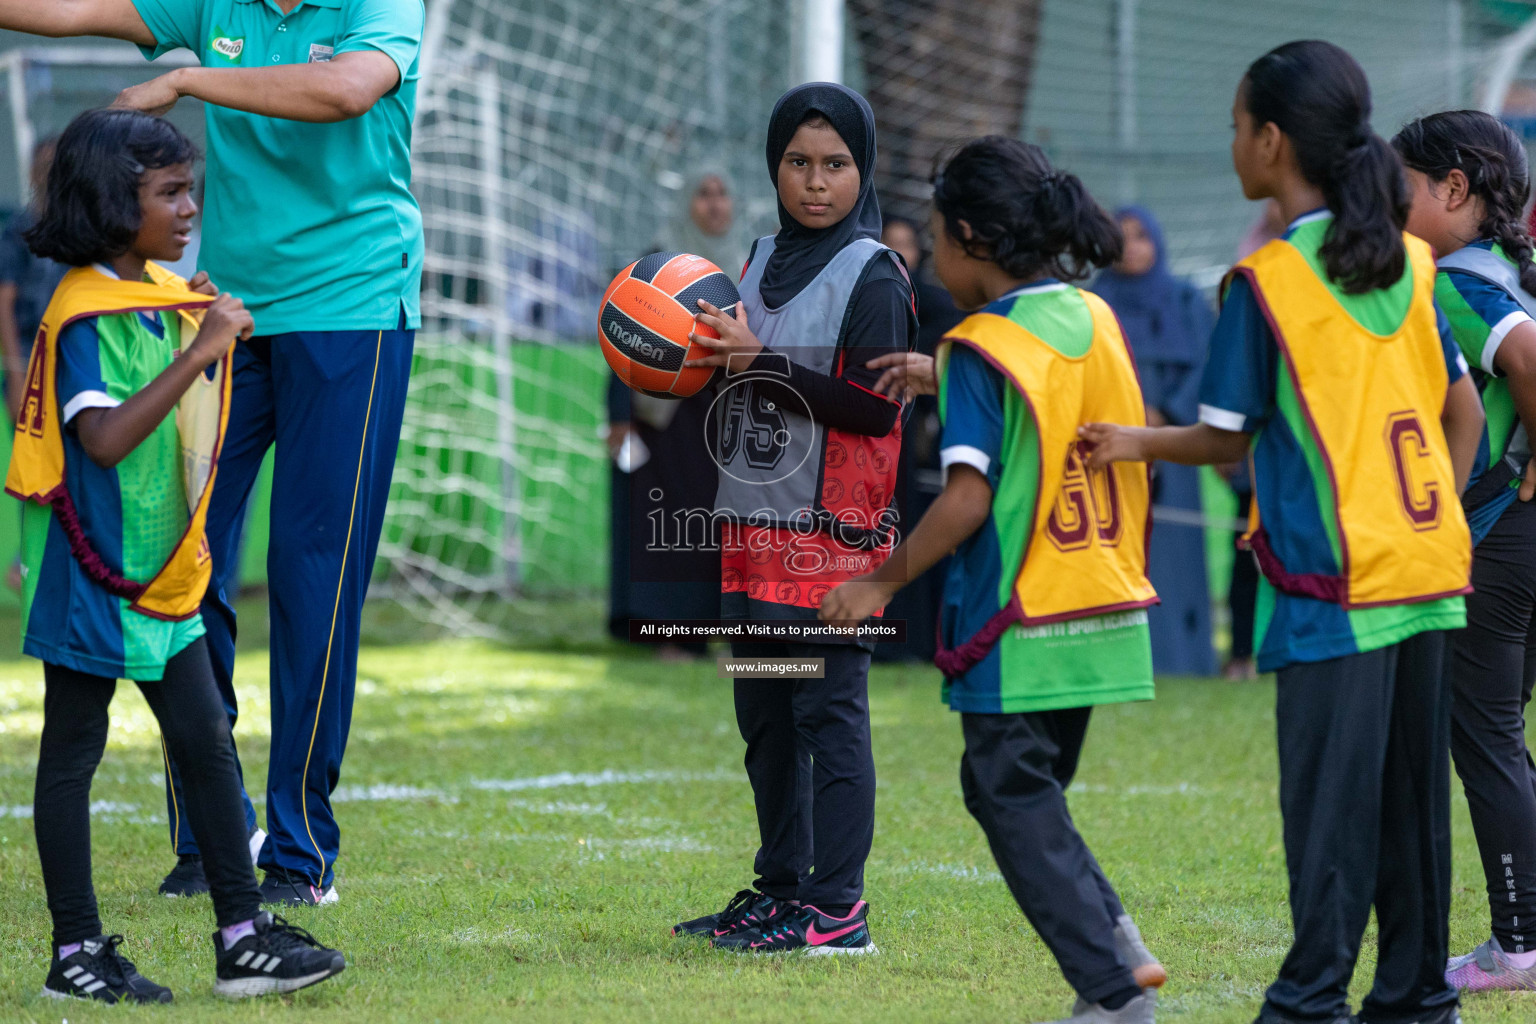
[670,82,914,956]
[872,216,964,663]
[1092,205,1217,677]
[607,171,749,656]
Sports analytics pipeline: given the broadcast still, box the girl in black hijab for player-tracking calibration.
[670,83,915,955]
[756,84,887,304]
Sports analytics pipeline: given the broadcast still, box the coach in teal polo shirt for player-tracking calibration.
[129,0,424,332]
[0,0,425,906]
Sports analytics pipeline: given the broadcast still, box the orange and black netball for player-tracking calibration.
[598,251,741,399]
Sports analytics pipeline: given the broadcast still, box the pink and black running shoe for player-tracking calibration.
[711,901,876,955]
[673,889,797,939]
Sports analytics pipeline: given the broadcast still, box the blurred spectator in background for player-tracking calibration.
[0,137,66,420]
[668,170,749,276]
[607,170,746,658]
[1093,205,1216,677]
[881,216,964,350]
[1220,198,1287,680]
[872,215,963,662]
[506,206,605,339]
[0,138,65,593]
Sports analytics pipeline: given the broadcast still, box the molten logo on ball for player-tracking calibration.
[598,251,740,399]
[605,320,674,366]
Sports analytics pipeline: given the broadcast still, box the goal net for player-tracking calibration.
[386,0,791,636]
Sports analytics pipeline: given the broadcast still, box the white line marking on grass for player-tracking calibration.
[587,836,714,854]
[470,769,734,792]
[1073,783,1211,796]
[898,861,1005,883]
[2,800,148,820]
[452,926,529,944]
[508,800,610,815]
[403,828,714,857]
[2,801,163,827]
[332,784,459,804]
[90,800,140,814]
[408,828,467,840]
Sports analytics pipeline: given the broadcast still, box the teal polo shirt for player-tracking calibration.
[131,0,424,334]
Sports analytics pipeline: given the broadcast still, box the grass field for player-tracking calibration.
[0,608,1533,1023]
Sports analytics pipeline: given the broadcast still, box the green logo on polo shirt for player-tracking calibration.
[208,27,245,65]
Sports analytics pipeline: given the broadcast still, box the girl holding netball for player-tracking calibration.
[667,82,915,955]
[821,135,1164,1024]
[1081,41,1481,1024]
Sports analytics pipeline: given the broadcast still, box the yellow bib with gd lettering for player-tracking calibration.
[5,263,225,621]
[1233,235,1472,608]
[934,289,1156,678]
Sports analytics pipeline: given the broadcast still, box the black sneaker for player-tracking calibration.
[259,866,338,907]
[213,911,345,998]
[673,888,797,938]
[712,901,877,955]
[1350,1009,1461,1024]
[159,854,210,897]
[159,827,262,898]
[42,934,174,1004]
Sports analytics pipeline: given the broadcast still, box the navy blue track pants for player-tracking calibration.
[163,322,414,887]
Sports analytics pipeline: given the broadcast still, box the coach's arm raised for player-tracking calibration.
[0,0,401,122]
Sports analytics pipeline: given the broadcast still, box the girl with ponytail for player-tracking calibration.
[1081,41,1483,1024]
[823,135,1165,1023]
[1394,108,1536,993]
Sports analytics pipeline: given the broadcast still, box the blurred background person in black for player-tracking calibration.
[873,216,963,662]
[0,137,65,593]
[1093,205,1216,677]
[1219,198,1287,680]
[0,137,65,422]
[607,170,747,659]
